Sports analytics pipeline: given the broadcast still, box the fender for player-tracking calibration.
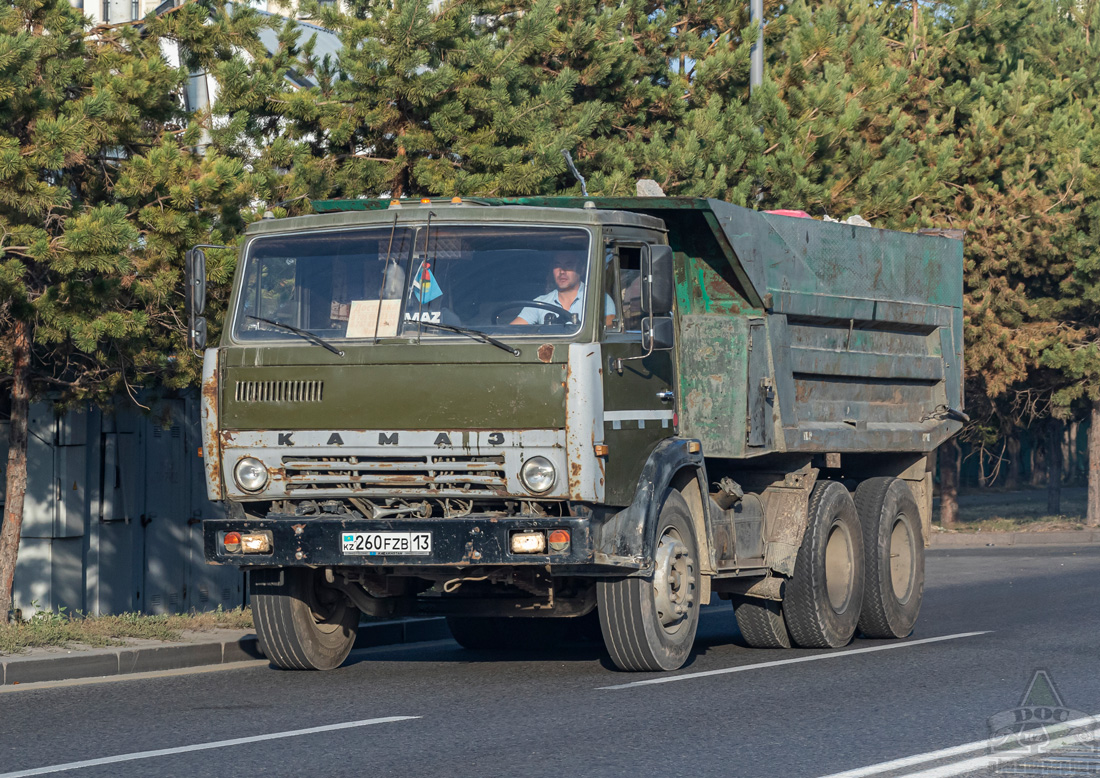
[592,438,710,574]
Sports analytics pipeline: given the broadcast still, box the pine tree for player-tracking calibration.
[0,0,254,620]
[937,0,1099,511]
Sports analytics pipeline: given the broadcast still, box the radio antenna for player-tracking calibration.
[561,149,588,197]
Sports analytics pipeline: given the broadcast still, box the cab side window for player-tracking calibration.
[618,246,643,332]
[603,245,621,332]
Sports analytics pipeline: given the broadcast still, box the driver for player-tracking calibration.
[512,251,614,326]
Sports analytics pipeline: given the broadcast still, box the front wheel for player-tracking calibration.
[598,490,701,671]
[250,568,359,670]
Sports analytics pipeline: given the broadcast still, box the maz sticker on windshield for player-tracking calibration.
[404,311,442,323]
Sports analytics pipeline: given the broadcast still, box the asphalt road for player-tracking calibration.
[2,546,1098,778]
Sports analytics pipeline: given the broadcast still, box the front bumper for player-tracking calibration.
[204,514,596,568]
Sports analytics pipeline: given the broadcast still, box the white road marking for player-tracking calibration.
[816,714,1100,778]
[0,716,420,778]
[598,631,991,690]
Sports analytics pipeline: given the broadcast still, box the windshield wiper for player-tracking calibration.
[415,321,520,357]
[246,315,345,357]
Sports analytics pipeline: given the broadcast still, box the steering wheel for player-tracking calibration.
[490,300,576,325]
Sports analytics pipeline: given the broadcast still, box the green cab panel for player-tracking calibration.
[220,353,566,431]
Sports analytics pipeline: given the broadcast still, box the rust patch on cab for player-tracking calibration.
[537,344,555,363]
[201,368,224,497]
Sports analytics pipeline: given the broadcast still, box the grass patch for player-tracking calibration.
[0,606,253,655]
[934,486,1089,533]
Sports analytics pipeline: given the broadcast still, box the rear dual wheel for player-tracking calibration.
[854,477,925,639]
[784,480,865,649]
[734,597,791,649]
[735,477,925,651]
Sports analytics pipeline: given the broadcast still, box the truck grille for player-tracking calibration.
[282,454,508,496]
[235,380,323,403]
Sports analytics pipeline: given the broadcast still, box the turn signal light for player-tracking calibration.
[223,531,242,553]
[548,529,570,553]
[510,531,546,554]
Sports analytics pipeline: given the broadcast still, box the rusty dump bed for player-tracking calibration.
[312,196,964,459]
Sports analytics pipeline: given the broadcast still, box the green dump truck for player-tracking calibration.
[191,197,964,672]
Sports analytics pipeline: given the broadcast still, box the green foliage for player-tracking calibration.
[1,0,1097,435]
[0,0,254,404]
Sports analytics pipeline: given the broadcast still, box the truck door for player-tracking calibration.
[600,242,677,506]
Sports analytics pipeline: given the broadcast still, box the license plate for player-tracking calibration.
[342,531,432,556]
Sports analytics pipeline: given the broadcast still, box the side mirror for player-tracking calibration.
[185,248,207,317]
[642,316,674,351]
[642,244,674,315]
[185,248,207,350]
[192,316,208,350]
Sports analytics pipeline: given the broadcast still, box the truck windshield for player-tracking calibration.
[234,224,595,343]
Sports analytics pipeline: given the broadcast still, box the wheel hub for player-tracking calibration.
[889,518,915,602]
[653,529,696,632]
[824,520,855,613]
[306,576,348,635]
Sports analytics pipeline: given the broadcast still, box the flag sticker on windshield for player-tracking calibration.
[413,262,443,303]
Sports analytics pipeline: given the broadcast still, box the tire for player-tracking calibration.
[446,617,568,650]
[785,481,865,649]
[250,568,359,670]
[733,597,792,649]
[854,477,925,639]
[598,490,701,671]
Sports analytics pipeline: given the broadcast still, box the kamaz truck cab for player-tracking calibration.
[192,197,964,673]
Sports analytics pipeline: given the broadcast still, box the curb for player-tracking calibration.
[930,530,1100,548]
[0,616,450,687]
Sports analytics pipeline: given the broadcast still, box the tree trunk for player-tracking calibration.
[1047,418,1063,516]
[0,318,31,623]
[1029,433,1045,487]
[1005,434,1021,491]
[911,0,919,62]
[940,438,960,527]
[1088,400,1100,528]
[1067,422,1079,485]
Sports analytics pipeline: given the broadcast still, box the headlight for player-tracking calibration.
[520,456,556,493]
[234,457,269,493]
